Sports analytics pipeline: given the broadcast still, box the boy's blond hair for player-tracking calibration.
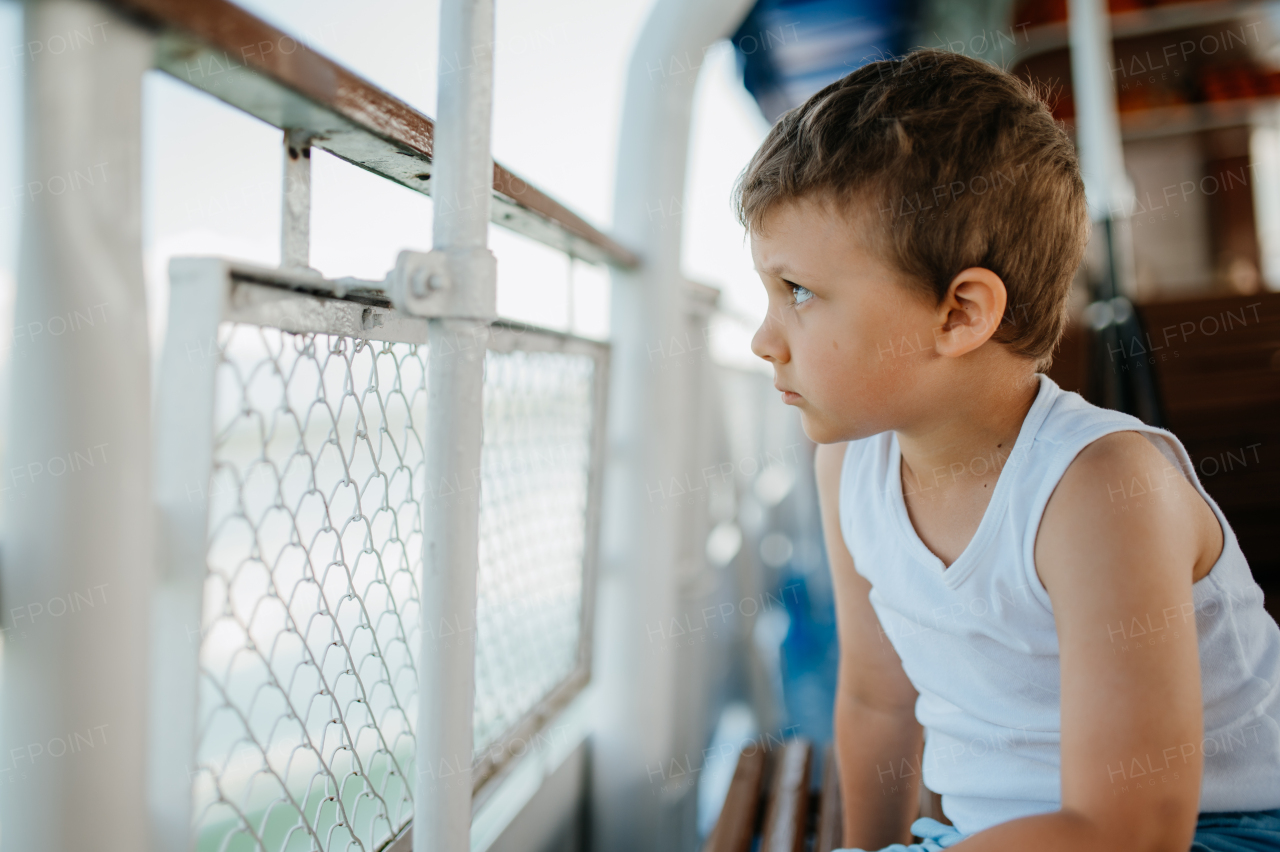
[733,49,1089,372]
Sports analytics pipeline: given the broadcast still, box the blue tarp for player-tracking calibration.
[732,0,921,123]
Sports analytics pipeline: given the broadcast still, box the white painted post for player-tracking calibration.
[595,0,755,848]
[1249,115,1280,291]
[1068,0,1136,298]
[415,0,496,850]
[0,2,154,850]
[147,259,227,852]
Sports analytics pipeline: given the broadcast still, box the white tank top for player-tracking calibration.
[838,372,1280,835]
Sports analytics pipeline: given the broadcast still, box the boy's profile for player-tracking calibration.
[738,49,1280,851]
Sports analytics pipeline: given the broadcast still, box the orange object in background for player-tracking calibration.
[1050,89,1075,122]
[1013,0,1067,27]
[1013,0,1187,24]
[1199,63,1278,103]
[1012,0,1248,26]
[1115,83,1189,112]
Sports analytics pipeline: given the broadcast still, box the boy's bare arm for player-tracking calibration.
[815,442,924,849]
[947,431,1206,852]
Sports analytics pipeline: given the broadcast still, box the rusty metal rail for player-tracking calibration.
[105,0,640,268]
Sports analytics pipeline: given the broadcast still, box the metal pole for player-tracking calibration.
[1069,0,1164,423]
[597,0,754,849]
[416,0,496,850]
[1068,0,1137,312]
[1068,0,1131,233]
[0,1,153,849]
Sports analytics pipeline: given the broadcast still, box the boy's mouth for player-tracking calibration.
[775,383,802,404]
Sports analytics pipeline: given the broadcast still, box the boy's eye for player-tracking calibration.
[786,281,814,305]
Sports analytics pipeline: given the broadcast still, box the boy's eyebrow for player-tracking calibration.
[758,263,795,278]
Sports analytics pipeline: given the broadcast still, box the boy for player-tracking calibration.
[738,50,1280,851]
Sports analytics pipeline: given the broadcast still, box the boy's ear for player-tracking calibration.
[932,267,1008,358]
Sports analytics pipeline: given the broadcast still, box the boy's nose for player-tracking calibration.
[751,314,787,363]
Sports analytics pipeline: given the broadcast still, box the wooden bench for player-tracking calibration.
[703,739,947,852]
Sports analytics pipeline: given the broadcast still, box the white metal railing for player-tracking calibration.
[154,260,608,852]
[2,0,629,850]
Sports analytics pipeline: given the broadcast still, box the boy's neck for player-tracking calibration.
[895,365,1041,490]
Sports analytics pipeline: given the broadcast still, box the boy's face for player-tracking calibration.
[750,194,942,444]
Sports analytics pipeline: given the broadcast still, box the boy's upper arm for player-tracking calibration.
[1035,431,1204,847]
[815,441,918,713]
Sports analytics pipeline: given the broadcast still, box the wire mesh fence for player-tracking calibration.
[473,347,597,758]
[187,310,602,852]
[194,324,424,852]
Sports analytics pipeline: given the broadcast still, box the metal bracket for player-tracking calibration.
[386,247,497,321]
[281,128,317,271]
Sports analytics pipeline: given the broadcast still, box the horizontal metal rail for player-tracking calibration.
[105,0,640,268]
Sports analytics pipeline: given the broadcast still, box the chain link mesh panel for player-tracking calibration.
[473,347,596,756]
[189,316,600,852]
[194,324,424,852]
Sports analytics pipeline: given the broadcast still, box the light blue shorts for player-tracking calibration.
[839,809,1280,851]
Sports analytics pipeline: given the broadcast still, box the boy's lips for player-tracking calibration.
[774,383,802,404]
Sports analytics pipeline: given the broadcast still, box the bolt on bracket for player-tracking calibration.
[386,247,497,321]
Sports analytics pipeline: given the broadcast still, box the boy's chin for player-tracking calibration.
[798,409,877,445]
[797,410,842,445]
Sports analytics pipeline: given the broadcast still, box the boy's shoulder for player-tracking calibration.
[1036,419,1223,590]
[1020,379,1209,526]
[1024,381,1206,510]
[1051,427,1186,505]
